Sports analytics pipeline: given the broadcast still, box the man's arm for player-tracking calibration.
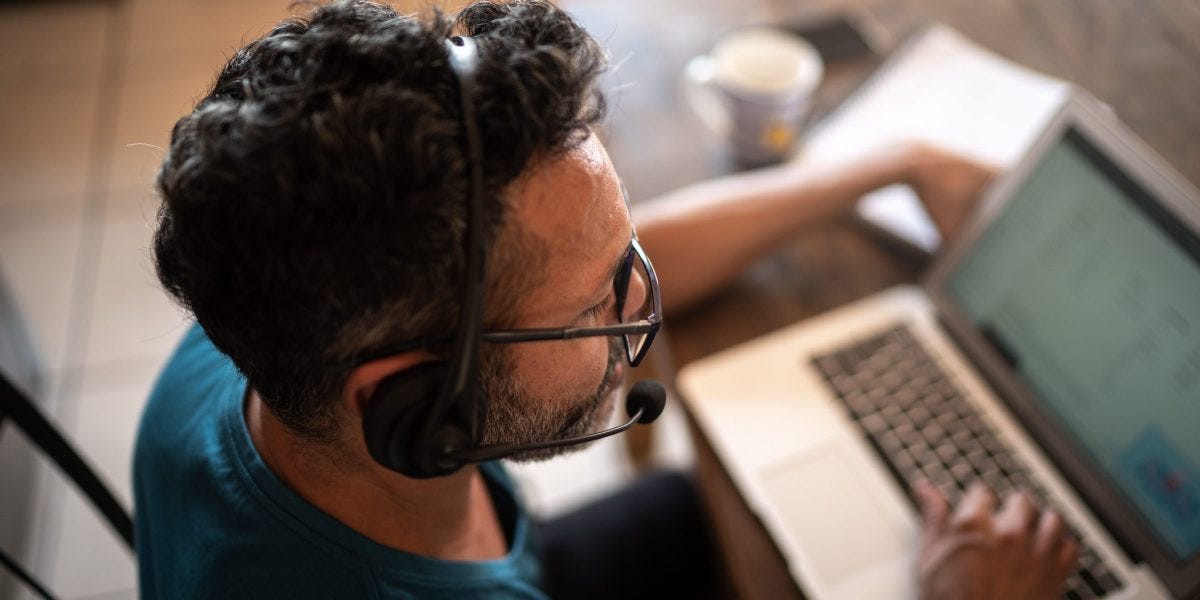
[632,146,1081,596]
[632,144,994,316]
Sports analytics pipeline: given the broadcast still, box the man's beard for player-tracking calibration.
[478,338,623,462]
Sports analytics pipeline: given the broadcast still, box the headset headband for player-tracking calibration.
[421,35,487,472]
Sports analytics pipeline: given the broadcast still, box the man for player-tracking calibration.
[135,1,1078,598]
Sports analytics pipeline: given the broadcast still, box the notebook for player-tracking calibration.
[678,94,1200,599]
[795,24,1076,254]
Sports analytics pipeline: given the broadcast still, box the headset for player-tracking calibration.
[361,36,490,479]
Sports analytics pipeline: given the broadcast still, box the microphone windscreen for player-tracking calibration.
[626,380,667,424]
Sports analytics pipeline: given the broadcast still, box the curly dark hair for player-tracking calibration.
[153,0,606,441]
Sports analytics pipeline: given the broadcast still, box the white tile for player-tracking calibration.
[46,480,137,600]
[0,193,88,235]
[506,434,635,520]
[10,371,97,600]
[120,0,474,60]
[647,394,696,471]
[105,48,221,191]
[0,0,112,74]
[82,187,188,366]
[0,196,87,373]
[11,469,63,600]
[0,66,103,205]
[37,356,163,600]
[13,357,161,600]
[71,356,166,505]
[124,0,303,57]
[0,404,50,600]
[75,587,138,600]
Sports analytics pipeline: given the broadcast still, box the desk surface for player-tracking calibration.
[565,1,1200,597]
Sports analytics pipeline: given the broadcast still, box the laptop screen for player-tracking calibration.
[945,128,1200,561]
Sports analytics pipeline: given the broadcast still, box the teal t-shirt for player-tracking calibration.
[133,324,546,599]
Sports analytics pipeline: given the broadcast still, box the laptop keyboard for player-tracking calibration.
[811,324,1124,600]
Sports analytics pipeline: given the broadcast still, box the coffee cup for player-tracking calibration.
[684,27,824,166]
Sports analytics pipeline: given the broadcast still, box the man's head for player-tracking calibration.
[154,0,626,459]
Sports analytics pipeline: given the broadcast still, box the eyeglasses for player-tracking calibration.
[483,236,661,365]
[340,236,662,370]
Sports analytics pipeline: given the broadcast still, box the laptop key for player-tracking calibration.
[920,421,948,445]
[877,431,904,455]
[1072,581,1096,600]
[1096,571,1122,593]
[1079,568,1108,596]
[950,462,975,486]
[907,404,932,426]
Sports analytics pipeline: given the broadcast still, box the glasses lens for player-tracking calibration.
[620,248,654,362]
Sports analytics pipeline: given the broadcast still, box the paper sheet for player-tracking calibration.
[799,25,1074,252]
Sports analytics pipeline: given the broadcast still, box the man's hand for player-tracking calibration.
[900,144,997,241]
[915,480,1079,600]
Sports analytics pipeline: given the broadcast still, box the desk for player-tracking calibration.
[565,0,1200,597]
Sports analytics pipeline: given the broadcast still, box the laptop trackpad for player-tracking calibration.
[761,445,912,593]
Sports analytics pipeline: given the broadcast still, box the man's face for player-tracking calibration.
[478,134,644,461]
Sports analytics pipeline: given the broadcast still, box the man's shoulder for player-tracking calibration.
[138,324,241,446]
[131,327,548,600]
[152,323,240,401]
[132,322,247,527]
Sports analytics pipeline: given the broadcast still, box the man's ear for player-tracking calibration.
[341,352,440,418]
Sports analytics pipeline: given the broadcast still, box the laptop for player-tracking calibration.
[677,94,1200,600]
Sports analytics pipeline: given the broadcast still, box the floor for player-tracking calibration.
[0,1,692,598]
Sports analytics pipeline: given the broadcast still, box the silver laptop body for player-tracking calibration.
[678,94,1200,600]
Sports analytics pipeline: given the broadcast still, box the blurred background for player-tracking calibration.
[1,0,1198,598]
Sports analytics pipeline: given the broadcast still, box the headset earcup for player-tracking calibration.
[424,423,472,475]
[361,362,449,476]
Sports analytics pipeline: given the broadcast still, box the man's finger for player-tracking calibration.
[914,479,948,536]
[1056,535,1081,578]
[951,482,996,531]
[1032,507,1067,557]
[995,490,1039,536]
